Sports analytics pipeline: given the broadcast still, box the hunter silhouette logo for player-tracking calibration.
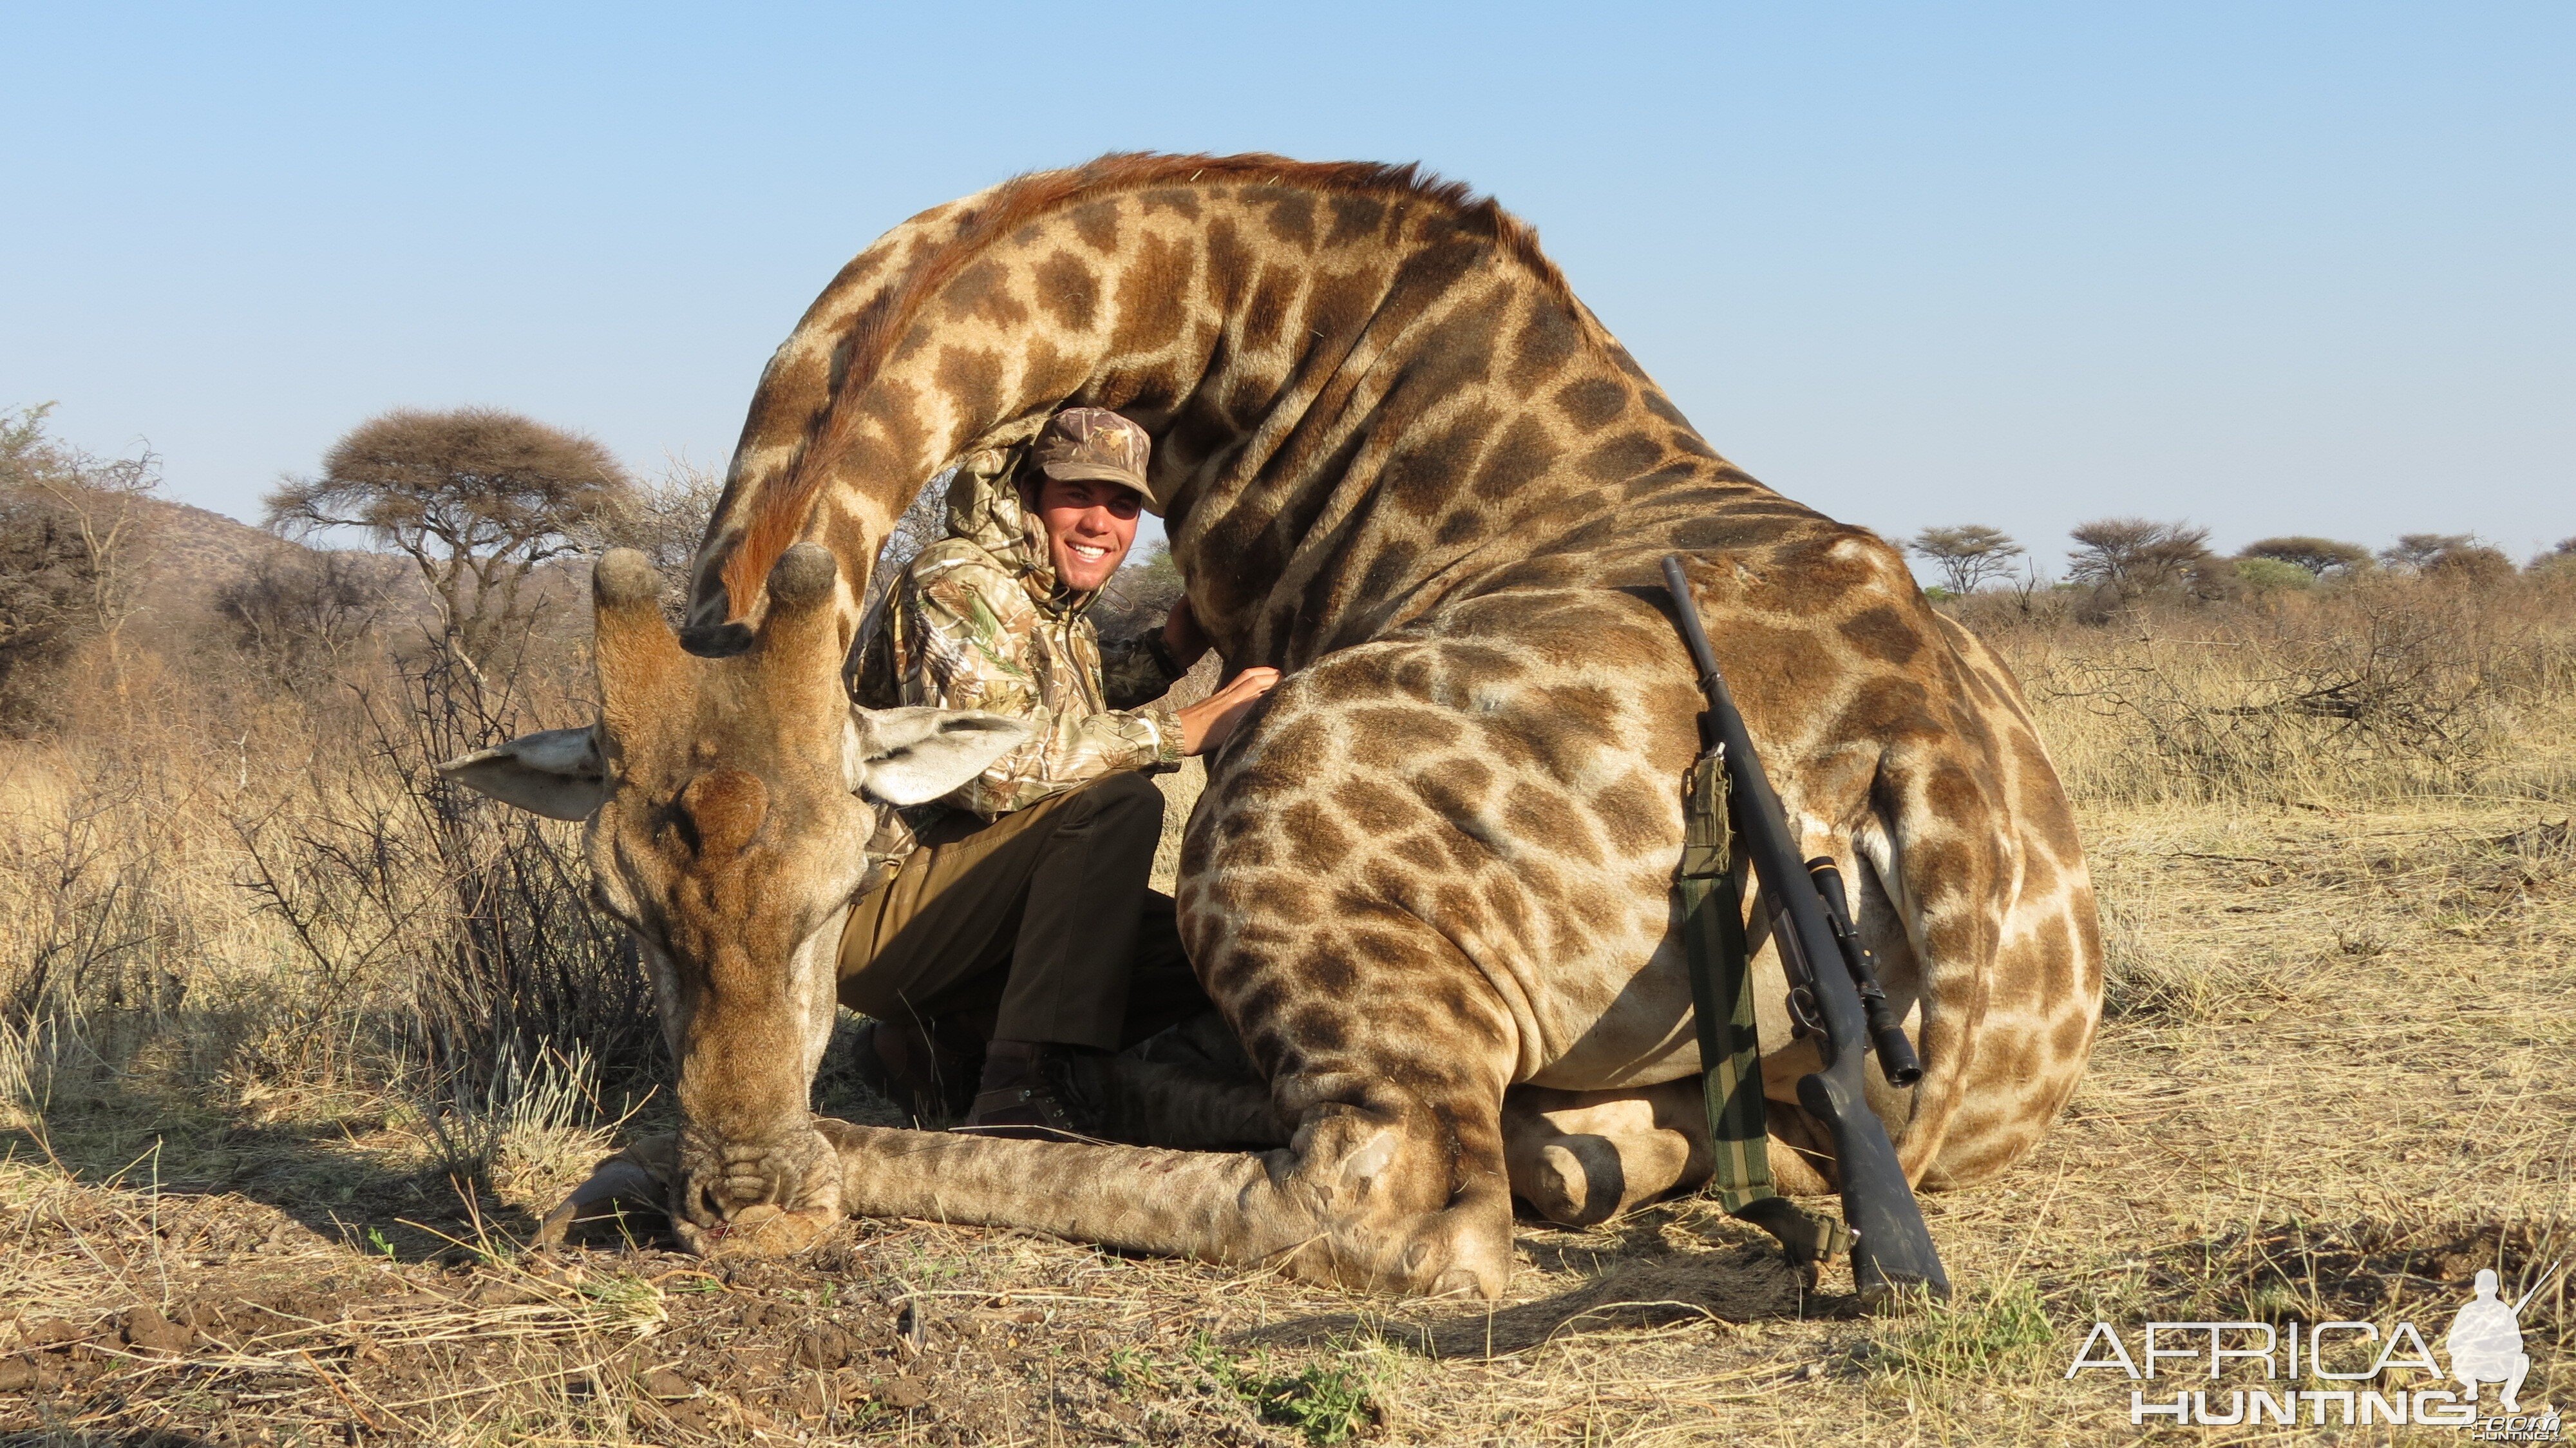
[2448,1269,2536,1413]
[2069,1261,2561,1431]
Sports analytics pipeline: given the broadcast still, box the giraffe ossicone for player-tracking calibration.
[448,153,2103,1299]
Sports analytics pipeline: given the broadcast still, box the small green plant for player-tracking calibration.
[1183,1329,1242,1389]
[1246,1358,1381,1445]
[1868,1278,2058,1382]
[366,1227,398,1261]
[1186,1331,1387,1445]
[1103,1344,1161,1395]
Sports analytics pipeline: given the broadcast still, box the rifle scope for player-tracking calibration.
[1805,857,1925,1087]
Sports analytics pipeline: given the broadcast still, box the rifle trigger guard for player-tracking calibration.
[1786,984,1822,1038]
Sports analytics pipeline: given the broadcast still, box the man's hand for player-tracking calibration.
[1161,596,1213,671]
[1176,667,1281,756]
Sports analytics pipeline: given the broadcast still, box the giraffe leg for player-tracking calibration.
[1502,1081,1709,1226]
[1503,1070,1917,1223]
[813,1056,1516,1298]
[1082,1009,1287,1149]
[1079,1054,1289,1150]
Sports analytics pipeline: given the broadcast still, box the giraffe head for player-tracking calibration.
[439,542,1028,1253]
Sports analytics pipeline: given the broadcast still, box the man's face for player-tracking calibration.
[1034,475,1141,592]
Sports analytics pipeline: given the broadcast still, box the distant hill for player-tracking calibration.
[129,495,411,613]
[138,497,295,583]
[124,497,621,641]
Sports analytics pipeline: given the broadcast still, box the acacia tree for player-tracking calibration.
[2378,532,2511,580]
[2066,517,2231,605]
[2379,533,2470,571]
[1908,524,2025,595]
[2423,540,2514,585]
[2237,535,2371,579]
[267,408,630,674]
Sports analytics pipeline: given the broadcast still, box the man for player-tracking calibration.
[840,407,1280,1137]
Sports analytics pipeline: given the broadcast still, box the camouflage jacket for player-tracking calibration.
[853,448,1183,819]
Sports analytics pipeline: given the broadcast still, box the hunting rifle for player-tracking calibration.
[1659,555,1951,1300]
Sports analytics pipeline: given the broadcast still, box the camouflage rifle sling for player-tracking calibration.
[1678,749,1852,1278]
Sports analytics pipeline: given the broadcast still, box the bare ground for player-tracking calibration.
[4,792,2570,1446]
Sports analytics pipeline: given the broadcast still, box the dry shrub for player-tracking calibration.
[1962,569,2576,806]
[0,593,653,1184]
[212,548,393,689]
[0,736,260,1118]
[234,650,657,1104]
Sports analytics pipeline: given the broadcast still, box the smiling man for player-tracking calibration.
[840,408,1280,1138]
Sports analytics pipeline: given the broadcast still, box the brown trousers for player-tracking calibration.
[835,771,1206,1052]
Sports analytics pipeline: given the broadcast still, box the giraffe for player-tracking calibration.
[449,153,2103,1298]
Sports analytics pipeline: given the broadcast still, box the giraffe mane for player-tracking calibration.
[717,151,1570,615]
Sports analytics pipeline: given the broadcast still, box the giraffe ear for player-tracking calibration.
[440,727,606,821]
[842,707,1032,806]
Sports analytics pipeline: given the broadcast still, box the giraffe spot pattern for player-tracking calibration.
[1554,377,1629,431]
[1033,251,1098,331]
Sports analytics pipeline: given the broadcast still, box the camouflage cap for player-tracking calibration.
[1030,408,1157,513]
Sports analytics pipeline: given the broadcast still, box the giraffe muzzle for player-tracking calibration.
[670,1121,846,1258]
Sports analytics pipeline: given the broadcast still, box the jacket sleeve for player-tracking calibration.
[900,560,1182,818]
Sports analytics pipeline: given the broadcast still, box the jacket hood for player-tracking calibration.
[944,447,1092,616]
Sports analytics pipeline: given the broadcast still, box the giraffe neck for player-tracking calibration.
[696,155,1787,665]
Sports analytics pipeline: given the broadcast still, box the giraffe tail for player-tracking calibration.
[1849,750,2007,1192]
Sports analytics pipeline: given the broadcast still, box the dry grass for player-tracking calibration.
[3,571,2573,1443]
[1971,569,2576,806]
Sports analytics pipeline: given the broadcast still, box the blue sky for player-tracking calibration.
[6,3,2570,571]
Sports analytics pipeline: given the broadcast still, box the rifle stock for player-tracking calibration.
[1659,555,1951,1300]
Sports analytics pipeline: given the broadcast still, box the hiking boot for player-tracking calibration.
[850,1016,980,1127]
[958,1040,1105,1141]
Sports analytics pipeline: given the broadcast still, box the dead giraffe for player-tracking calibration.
[450,152,2103,1297]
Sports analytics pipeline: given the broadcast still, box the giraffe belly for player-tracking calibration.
[1514,936,1810,1094]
